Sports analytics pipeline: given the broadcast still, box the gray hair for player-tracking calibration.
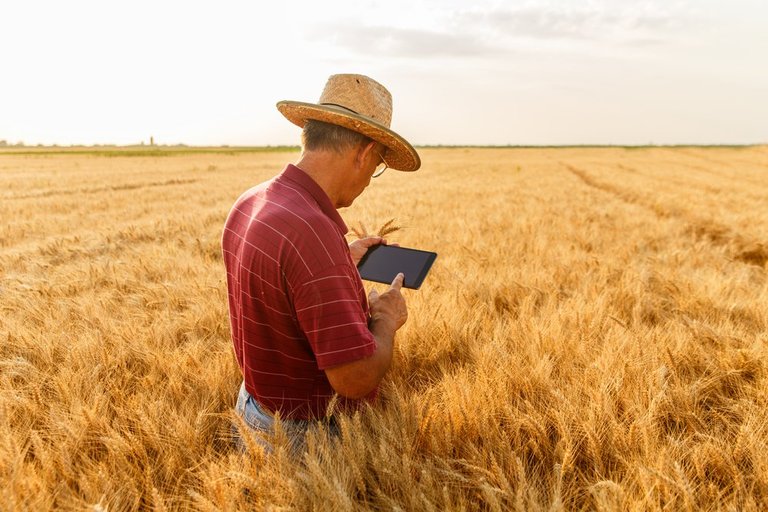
[301,120,372,154]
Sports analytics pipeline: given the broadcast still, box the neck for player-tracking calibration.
[294,149,352,209]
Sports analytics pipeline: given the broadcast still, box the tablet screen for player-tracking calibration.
[357,245,437,289]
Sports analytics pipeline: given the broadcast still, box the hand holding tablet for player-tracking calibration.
[357,244,437,289]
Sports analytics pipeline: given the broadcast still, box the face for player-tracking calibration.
[339,142,386,207]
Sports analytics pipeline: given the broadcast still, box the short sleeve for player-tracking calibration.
[293,264,377,369]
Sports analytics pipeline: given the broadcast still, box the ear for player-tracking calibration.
[354,140,377,170]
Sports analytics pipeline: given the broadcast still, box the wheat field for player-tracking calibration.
[1,146,767,510]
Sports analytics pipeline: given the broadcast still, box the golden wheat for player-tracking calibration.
[350,219,402,239]
[1,146,767,510]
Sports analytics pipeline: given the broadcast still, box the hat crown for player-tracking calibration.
[318,74,393,128]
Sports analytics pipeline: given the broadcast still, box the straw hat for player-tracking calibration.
[277,74,420,172]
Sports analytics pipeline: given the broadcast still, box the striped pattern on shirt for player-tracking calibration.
[222,164,376,420]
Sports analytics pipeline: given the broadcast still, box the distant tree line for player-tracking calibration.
[0,140,27,147]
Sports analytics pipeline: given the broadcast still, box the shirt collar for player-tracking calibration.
[279,164,348,235]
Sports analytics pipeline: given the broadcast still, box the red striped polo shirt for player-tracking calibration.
[222,164,377,420]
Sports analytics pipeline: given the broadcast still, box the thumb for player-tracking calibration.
[368,288,379,302]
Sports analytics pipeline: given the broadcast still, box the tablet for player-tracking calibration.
[357,244,437,290]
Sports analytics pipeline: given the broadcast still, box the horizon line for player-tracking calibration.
[0,142,766,153]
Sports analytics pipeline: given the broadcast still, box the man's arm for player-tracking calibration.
[325,273,407,399]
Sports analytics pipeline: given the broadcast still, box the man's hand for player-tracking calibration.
[349,236,386,266]
[324,273,408,399]
[368,272,408,332]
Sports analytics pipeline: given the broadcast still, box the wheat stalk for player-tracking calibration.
[350,218,402,239]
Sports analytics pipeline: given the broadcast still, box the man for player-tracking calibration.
[221,74,421,449]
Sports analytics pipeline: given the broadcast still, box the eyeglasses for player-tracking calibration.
[373,151,388,178]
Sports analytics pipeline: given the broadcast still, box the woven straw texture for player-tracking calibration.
[277,74,420,172]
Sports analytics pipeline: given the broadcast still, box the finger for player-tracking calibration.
[368,288,379,302]
[390,273,404,290]
[354,236,376,245]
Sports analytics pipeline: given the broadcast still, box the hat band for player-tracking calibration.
[320,103,360,115]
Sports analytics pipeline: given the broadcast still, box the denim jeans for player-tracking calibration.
[234,381,338,454]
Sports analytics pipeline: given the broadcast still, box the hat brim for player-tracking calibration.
[276,101,420,172]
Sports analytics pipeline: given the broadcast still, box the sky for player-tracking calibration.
[1,0,766,146]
